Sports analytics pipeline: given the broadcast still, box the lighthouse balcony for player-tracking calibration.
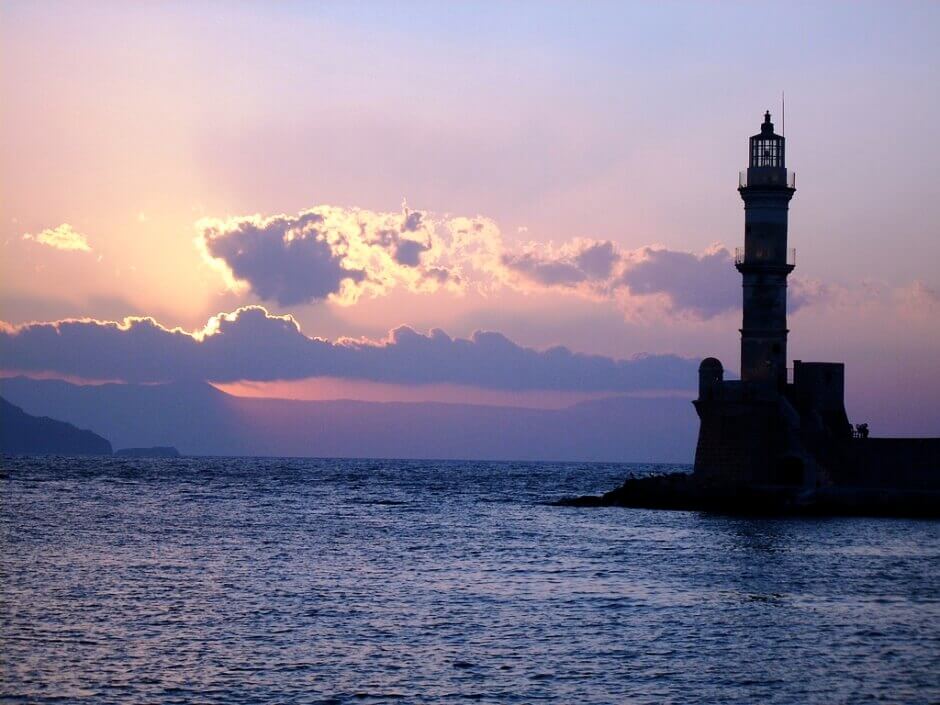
[739,169,796,189]
[734,247,796,266]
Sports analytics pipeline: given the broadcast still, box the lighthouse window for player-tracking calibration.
[751,138,781,167]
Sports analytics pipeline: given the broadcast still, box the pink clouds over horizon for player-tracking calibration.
[1,2,938,435]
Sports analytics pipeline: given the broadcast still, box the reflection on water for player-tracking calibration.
[2,456,938,704]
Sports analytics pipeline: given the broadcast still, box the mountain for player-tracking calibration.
[0,377,697,463]
[0,396,112,455]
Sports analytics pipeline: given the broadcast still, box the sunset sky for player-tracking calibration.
[2,2,939,434]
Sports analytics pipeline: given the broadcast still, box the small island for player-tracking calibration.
[1,397,184,459]
[114,446,181,458]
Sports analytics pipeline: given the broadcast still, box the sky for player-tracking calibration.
[1,1,939,434]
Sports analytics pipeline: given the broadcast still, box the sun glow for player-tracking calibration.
[213,377,625,409]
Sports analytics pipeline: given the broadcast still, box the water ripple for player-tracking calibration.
[1,456,939,704]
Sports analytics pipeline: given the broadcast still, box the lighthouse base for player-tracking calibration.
[556,471,940,518]
[558,360,940,518]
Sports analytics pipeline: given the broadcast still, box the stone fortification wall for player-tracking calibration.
[692,397,789,485]
[832,438,940,491]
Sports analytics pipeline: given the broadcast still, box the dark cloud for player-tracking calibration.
[500,242,743,317]
[197,207,456,306]
[423,266,454,284]
[197,205,824,319]
[620,247,739,318]
[618,247,819,317]
[0,306,697,391]
[501,252,587,287]
[500,240,621,288]
[199,212,365,306]
[574,241,619,279]
[395,239,429,266]
[403,211,423,232]
[194,202,822,321]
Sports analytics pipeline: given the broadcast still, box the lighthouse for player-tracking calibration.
[567,110,940,514]
[691,110,811,487]
[736,111,795,387]
[692,110,852,487]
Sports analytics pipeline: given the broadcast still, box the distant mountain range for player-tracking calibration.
[0,377,697,462]
[0,396,112,455]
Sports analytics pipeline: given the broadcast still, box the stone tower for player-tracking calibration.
[736,111,795,387]
[680,112,938,508]
[692,111,803,487]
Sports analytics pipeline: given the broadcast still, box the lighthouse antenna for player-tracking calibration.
[782,91,785,137]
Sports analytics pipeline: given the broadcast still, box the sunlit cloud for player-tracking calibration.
[195,204,763,319]
[22,224,91,252]
[195,206,470,307]
[196,203,931,326]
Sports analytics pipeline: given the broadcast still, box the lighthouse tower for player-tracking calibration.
[692,111,807,487]
[623,109,939,510]
[736,111,795,387]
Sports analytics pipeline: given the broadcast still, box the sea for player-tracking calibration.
[1,456,938,704]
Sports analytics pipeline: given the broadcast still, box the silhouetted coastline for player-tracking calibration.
[0,397,112,456]
[557,471,940,518]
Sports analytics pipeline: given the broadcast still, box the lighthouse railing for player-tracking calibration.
[739,169,796,189]
[734,247,796,266]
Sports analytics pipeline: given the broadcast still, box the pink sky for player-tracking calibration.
[1,2,938,435]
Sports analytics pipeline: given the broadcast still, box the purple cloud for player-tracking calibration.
[574,241,619,279]
[198,212,366,306]
[194,203,824,320]
[501,240,621,289]
[0,307,696,391]
[196,206,456,307]
[620,247,739,318]
[502,242,747,317]
[394,239,429,266]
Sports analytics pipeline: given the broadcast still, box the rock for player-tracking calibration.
[555,471,940,518]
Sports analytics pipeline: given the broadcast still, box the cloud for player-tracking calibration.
[619,246,738,318]
[197,211,365,305]
[196,206,470,306]
[787,277,940,319]
[22,224,91,252]
[500,240,744,318]
[195,203,833,320]
[894,280,940,314]
[0,306,697,391]
[503,241,830,319]
[500,239,622,291]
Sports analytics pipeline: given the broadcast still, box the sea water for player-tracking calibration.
[1,456,938,704]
